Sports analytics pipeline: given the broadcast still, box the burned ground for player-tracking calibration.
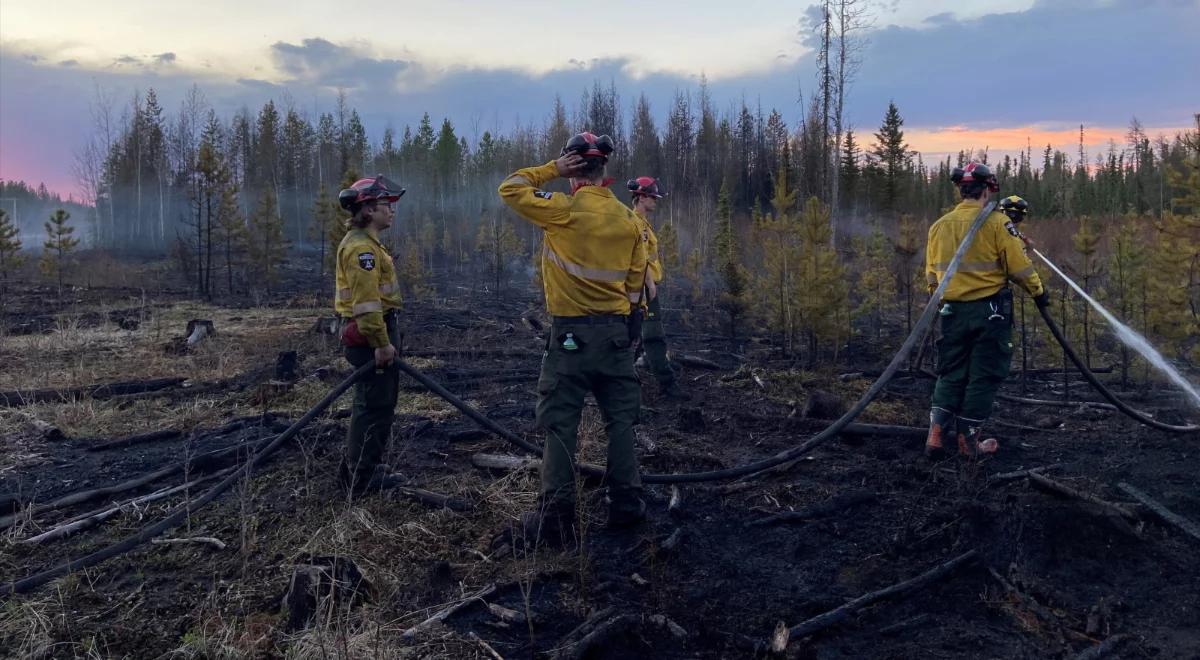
[1,272,1198,659]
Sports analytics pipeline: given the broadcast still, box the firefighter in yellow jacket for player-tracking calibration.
[334,175,405,495]
[498,131,649,541]
[925,163,1047,458]
[628,176,687,401]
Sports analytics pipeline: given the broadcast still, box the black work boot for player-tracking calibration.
[606,489,647,528]
[924,407,956,460]
[504,500,577,552]
[339,463,388,498]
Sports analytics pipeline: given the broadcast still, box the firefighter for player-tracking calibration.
[498,131,650,541]
[999,195,1033,248]
[334,175,406,495]
[628,176,688,401]
[925,164,1047,458]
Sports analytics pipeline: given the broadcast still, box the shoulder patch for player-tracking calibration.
[357,251,376,271]
[533,191,553,200]
[642,228,650,242]
[1004,221,1020,238]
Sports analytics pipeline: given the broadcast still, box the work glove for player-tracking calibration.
[1032,292,1050,309]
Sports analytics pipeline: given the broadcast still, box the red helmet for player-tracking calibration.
[627,176,666,199]
[338,174,406,211]
[950,162,999,193]
[561,132,615,160]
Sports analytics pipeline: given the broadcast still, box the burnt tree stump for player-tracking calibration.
[282,555,374,631]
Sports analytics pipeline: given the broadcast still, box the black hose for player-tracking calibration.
[1037,306,1199,433]
[400,202,1001,483]
[2,362,375,597]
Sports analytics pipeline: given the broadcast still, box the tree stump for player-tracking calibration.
[310,316,341,336]
[282,555,374,632]
[274,351,299,382]
[802,390,845,420]
[164,319,216,355]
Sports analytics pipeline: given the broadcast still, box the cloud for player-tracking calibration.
[3,0,1198,194]
[269,38,411,89]
[154,52,176,65]
[59,59,78,67]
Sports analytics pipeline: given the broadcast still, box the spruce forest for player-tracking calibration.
[2,3,1200,658]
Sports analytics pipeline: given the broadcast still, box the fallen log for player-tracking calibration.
[20,470,231,544]
[995,393,1118,412]
[555,606,616,652]
[380,478,472,512]
[986,464,1063,484]
[747,491,878,527]
[673,354,722,370]
[471,454,541,472]
[1028,473,1139,521]
[559,614,637,660]
[0,377,187,407]
[401,583,496,639]
[780,550,978,643]
[0,422,291,531]
[878,613,931,636]
[1118,482,1200,543]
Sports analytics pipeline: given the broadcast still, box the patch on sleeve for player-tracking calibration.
[533,191,553,200]
[357,251,376,271]
[1005,221,1021,238]
[642,228,650,243]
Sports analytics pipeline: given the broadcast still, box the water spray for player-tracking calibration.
[1033,249,1200,411]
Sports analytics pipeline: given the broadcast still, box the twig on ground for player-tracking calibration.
[779,550,978,643]
[401,583,497,639]
[1118,482,1200,543]
[878,613,930,636]
[150,536,227,550]
[987,464,1063,484]
[747,491,878,527]
[468,632,505,660]
[1028,473,1138,520]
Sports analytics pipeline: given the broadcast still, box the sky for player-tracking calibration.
[1,0,1197,197]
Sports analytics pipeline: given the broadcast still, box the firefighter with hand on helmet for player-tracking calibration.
[924,163,1047,459]
[497,131,650,544]
[999,195,1033,248]
[334,175,406,496]
[628,176,687,401]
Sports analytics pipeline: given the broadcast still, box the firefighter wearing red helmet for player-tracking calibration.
[497,131,649,544]
[924,162,1046,460]
[333,174,406,496]
[628,176,687,401]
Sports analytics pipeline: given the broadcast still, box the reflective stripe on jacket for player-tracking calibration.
[925,199,1045,301]
[498,161,648,316]
[334,227,402,348]
[634,209,663,283]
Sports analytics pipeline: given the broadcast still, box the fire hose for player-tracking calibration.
[3,204,996,597]
[9,200,1193,596]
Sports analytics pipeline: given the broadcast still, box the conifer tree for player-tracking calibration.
[1070,215,1102,367]
[216,184,245,295]
[755,166,803,354]
[397,243,431,299]
[795,196,848,364]
[871,102,910,211]
[474,212,523,299]
[855,223,892,339]
[0,209,25,292]
[246,188,289,294]
[893,214,924,335]
[325,170,359,273]
[1105,217,1147,385]
[309,184,339,283]
[40,209,79,291]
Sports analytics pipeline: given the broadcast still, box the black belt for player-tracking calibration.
[552,314,627,325]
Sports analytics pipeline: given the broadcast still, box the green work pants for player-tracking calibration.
[536,319,642,508]
[342,319,401,491]
[931,291,1014,420]
[641,289,675,386]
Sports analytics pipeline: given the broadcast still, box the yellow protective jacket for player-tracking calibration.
[499,162,648,316]
[926,199,1045,301]
[634,210,663,283]
[334,227,402,347]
